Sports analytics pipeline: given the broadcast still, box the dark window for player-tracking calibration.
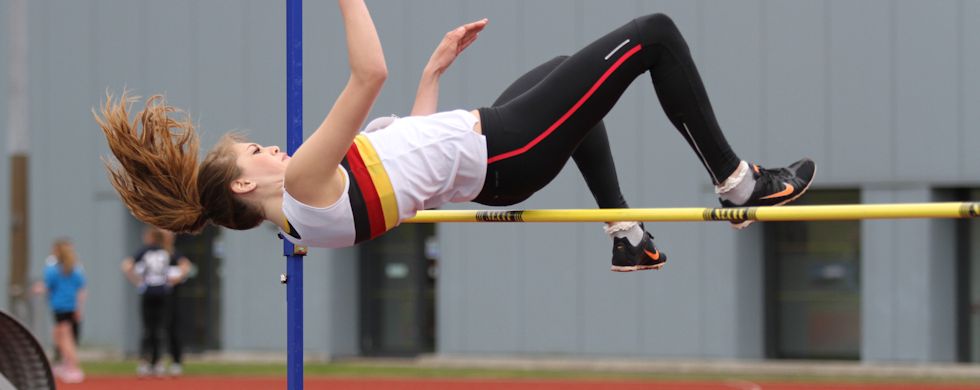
[765,190,861,359]
[359,224,437,356]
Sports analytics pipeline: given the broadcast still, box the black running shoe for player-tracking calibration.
[610,229,666,272]
[719,158,817,229]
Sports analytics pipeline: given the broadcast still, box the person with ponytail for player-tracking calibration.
[97,1,814,272]
[41,238,86,383]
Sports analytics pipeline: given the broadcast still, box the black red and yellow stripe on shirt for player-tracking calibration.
[342,134,399,243]
[284,134,398,244]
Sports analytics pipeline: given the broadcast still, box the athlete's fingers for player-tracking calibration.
[458,33,479,52]
[462,18,488,32]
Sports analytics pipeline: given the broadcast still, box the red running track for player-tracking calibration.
[56,376,980,390]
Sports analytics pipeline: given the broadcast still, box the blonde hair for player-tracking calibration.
[52,238,76,275]
[95,92,263,233]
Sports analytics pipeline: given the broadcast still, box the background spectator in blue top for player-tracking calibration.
[40,238,87,383]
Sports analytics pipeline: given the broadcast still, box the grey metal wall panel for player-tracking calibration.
[964,0,980,178]
[368,2,411,116]
[733,224,765,359]
[701,0,764,163]
[435,225,460,353]
[433,208,489,351]
[142,1,195,103]
[861,187,956,362]
[221,229,288,351]
[297,249,331,356]
[436,218,479,354]
[520,225,582,354]
[461,226,525,353]
[700,223,740,358]
[762,1,829,169]
[26,0,50,291]
[928,193,956,362]
[325,247,359,357]
[861,188,898,360]
[242,0,286,144]
[0,0,10,311]
[580,233,643,356]
[829,1,893,183]
[85,201,130,352]
[26,0,55,289]
[196,0,247,147]
[891,189,932,361]
[894,1,959,181]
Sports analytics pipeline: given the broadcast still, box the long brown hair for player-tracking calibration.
[52,238,76,275]
[95,92,263,233]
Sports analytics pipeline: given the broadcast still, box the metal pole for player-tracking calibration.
[404,202,980,224]
[6,0,30,321]
[285,0,305,389]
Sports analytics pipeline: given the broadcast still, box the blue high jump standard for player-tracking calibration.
[284,0,305,389]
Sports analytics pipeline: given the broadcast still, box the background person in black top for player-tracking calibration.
[122,227,191,377]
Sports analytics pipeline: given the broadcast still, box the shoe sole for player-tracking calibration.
[611,265,637,272]
[731,164,818,230]
[610,263,665,272]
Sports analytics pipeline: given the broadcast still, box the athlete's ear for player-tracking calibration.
[230,178,257,195]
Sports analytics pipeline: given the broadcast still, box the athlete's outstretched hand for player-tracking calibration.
[411,19,487,116]
[424,18,488,75]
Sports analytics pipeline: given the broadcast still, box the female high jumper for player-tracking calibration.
[97,0,815,272]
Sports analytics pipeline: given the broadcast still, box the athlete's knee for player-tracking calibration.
[634,13,677,31]
[633,13,684,45]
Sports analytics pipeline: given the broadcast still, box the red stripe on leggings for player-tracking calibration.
[487,44,643,164]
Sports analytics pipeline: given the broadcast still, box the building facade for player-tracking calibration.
[1,0,979,363]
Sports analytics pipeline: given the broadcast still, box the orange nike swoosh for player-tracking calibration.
[761,183,795,200]
[644,249,660,261]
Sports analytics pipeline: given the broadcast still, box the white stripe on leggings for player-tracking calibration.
[605,39,631,60]
[683,122,718,183]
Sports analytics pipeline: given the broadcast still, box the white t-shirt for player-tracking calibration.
[281,109,486,248]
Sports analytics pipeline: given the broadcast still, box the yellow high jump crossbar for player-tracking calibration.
[405,202,980,223]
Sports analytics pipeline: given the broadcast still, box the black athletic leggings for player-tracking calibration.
[474,14,739,206]
[140,292,182,365]
[488,55,629,209]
